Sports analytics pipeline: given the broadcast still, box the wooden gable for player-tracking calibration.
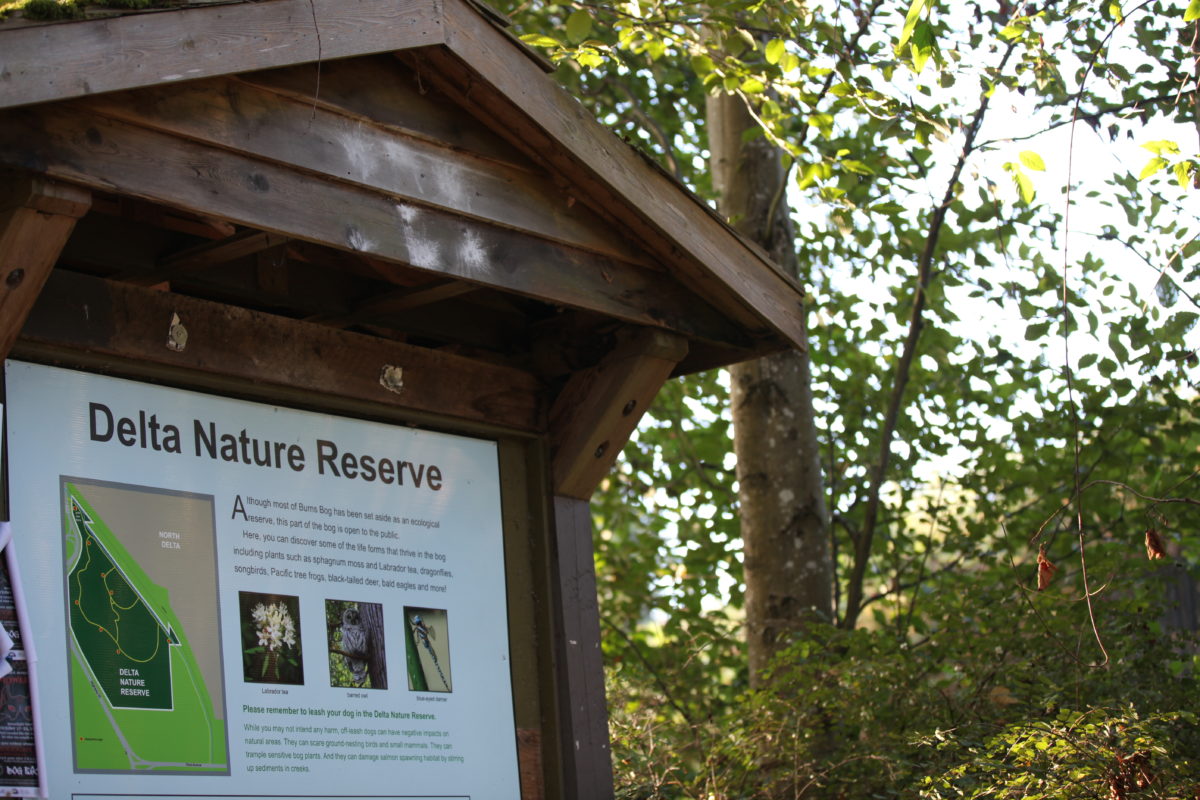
[0,2,810,499]
[0,3,808,798]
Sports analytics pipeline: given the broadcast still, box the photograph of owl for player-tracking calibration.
[340,607,369,685]
[326,600,387,689]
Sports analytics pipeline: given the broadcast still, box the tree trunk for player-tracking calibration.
[361,602,388,689]
[706,92,832,687]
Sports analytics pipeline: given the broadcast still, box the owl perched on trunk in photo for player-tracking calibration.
[340,607,369,685]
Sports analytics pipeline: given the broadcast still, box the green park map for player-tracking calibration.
[63,481,228,773]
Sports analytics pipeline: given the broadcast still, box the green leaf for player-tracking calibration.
[1173,161,1194,188]
[1019,150,1046,171]
[764,38,786,65]
[897,0,928,50]
[565,9,593,44]
[1139,156,1168,181]
[1025,320,1050,341]
[741,77,766,94]
[575,48,603,69]
[1141,139,1180,155]
[1014,169,1035,204]
[909,20,936,73]
[691,54,715,76]
[1187,0,1200,21]
[521,33,562,49]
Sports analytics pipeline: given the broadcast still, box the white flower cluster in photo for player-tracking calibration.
[252,601,297,652]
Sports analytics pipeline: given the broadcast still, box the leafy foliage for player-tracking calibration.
[606,548,1200,797]
[0,0,154,21]
[502,0,1200,793]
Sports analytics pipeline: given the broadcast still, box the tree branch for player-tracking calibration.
[973,90,1195,150]
[841,40,1020,629]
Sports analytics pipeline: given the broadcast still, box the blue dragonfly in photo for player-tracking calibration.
[409,614,449,691]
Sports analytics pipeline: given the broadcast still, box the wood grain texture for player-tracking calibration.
[0,0,444,110]
[550,496,615,800]
[549,327,688,500]
[123,229,290,285]
[0,105,746,347]
[239,58,530,170]
[517,728,545,800]
[426,1,810,350]
[19,270,545,431]
[77,77,644,264]
[0,174,90,362]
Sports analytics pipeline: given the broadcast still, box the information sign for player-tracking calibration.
[4,361,520,799]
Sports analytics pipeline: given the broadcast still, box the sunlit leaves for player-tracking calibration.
[565,8,592,43]
[1019,150,1046,172]
[1186,0,1200,21]
[520,33,562,49]
[896,0,938,72]
[897,0,929,50]
[1173,160,1196,187]
[764,37,786,65]
[690,53,715,77]
[740,76,766,93]
[1003,161,1037,204]
[908,20,937,73]
[504,8,1200,784]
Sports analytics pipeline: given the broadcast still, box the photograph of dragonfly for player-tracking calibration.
[403,607,451,693]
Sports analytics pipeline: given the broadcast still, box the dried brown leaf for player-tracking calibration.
[1145,528,1168,560]
[1036,544,1057,591]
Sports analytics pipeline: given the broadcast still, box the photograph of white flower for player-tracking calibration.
[238,592,303,685]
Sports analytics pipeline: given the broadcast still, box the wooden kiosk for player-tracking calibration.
[0,1,807,797]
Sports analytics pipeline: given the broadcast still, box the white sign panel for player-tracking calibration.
[4,361,520,799]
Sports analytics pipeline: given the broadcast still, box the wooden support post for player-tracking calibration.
[549,327,688,500]
[0,174,90,362]
[551,495,614,800]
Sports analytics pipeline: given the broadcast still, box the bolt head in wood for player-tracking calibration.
[6,268,25,288]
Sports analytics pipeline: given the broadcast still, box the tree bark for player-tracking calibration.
[361,602,388,689]
[706,93,832,687]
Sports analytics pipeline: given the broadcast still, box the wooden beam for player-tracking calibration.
[517,728,545,800]
[239,58,530,169]
[91,195,237,240]
[0,105,748,348]
[427,0,811,350]
[550,496,615,800]
[77,77,646,265]
[119,229,291,286]
[0,174,90,362]
[0,0,445,110]
[18,271,545,432]
[308,280,478,328]
[549,327,688,500]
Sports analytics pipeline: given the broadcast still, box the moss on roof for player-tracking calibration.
[0,0,240,23]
